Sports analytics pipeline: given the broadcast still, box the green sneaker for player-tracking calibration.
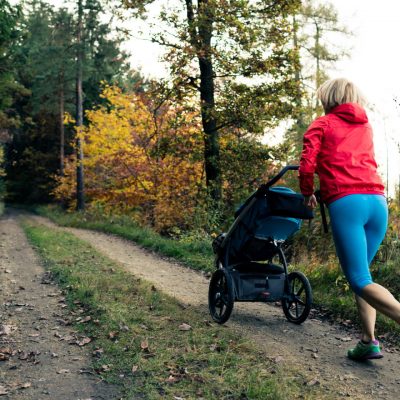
[347,340,383,361]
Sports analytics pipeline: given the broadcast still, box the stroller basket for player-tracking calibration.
[231,262,285,302]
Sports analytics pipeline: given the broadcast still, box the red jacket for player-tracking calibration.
[299,103,385,204]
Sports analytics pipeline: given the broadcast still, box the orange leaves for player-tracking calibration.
[56,85,205,231]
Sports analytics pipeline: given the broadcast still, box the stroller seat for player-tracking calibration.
[255,215,301,241]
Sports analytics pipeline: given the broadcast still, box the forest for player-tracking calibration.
[1,0,400,398]
[1,0,354,228]
[3,0,400,317]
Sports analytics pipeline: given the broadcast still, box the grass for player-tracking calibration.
[296,256,400,342]
[22,219,321,400]
[34,205,400,343]
[35,205,215,272]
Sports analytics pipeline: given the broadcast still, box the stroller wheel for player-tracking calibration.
[208,269,234,324]
[282,271,312,324]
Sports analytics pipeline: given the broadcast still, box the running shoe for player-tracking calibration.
[347,340,383,361]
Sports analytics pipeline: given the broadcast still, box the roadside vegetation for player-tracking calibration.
[23,219,321,400]
[35,203,400,344]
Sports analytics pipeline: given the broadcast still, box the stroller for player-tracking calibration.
[209,165,314,324]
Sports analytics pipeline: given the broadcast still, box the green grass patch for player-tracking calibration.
[296,259,400,342]
[35,205,214,272]
[22,220,321,400]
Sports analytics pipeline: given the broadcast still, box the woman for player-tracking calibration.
[299,78,400,361]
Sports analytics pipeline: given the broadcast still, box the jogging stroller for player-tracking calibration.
[209,165,314,324]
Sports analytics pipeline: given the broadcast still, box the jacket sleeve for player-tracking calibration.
[299,118,326,196]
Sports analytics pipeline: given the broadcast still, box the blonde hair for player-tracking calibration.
[316,78,366,113]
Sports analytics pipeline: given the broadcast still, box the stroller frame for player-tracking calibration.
[208,165,313,324]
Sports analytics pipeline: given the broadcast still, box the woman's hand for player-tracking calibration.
[304,194,317,209]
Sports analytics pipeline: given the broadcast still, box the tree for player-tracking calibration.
[4,0,129,203]
[121,0,301,204]
[284,0,351,161]
[54,84,205,232]
[0,0,24,130]
[75,0,85,210]
[295,1,351,113]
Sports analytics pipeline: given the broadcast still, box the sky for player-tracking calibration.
[120,0,400,195]
[323,0,400,195]
[12,0,400,195]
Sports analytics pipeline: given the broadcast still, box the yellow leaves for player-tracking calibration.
[63,112,75,125]
[56,84,205,232]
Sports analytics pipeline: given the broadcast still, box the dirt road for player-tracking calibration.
[12,211,400,399]
[0,211,119,399]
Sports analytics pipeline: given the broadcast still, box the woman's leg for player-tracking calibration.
[359,195,400,323]
[328,195,379,344]
[355,294,376,342]
[354,194,386,341]
[360,283,400,324]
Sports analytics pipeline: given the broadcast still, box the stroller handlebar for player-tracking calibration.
[265,165,299,188]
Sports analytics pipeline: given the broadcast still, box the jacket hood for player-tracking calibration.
[329,103,368,124]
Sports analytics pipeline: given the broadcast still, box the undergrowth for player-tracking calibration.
[34,204,400,343]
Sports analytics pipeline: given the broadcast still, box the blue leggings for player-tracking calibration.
[328,194,388,295]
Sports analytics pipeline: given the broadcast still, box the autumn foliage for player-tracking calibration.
[55,85,205,232]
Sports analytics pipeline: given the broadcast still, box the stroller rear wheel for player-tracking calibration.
[282,271,312,324]
[208,269,235,324]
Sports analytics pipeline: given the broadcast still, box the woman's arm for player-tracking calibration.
[299,118,326,196]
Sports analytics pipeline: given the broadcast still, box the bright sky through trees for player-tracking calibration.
[11,0,400,195]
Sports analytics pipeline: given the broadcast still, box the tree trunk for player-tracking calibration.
[292,14,305,128]
[193,0,221,202]
[315,23,321,109]
[76,0,85,211]
[59,71,65,177]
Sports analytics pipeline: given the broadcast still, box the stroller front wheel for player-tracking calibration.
[282,271,312,324]
[208,269,235,324]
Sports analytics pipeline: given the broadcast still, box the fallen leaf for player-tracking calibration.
[140,340,149,352]
[131,365,138,374]
[77,337,92,346]
[93,348,104,357]
[209,344,221,352]
[0,325,16,336]
[19,382,31,389]
[108,331,118,340]
[340,337,352,342]
[18,352,28,360]
[119,323,129,332]
[57,369,70,374]
[274,355,284,363]
[178,323,192,331]
[166,375,179,383]
[0,386,7,395]
[306,378,320,386]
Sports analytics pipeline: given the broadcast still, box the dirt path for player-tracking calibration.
[27,213,400,399]
[0,211,119,400]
